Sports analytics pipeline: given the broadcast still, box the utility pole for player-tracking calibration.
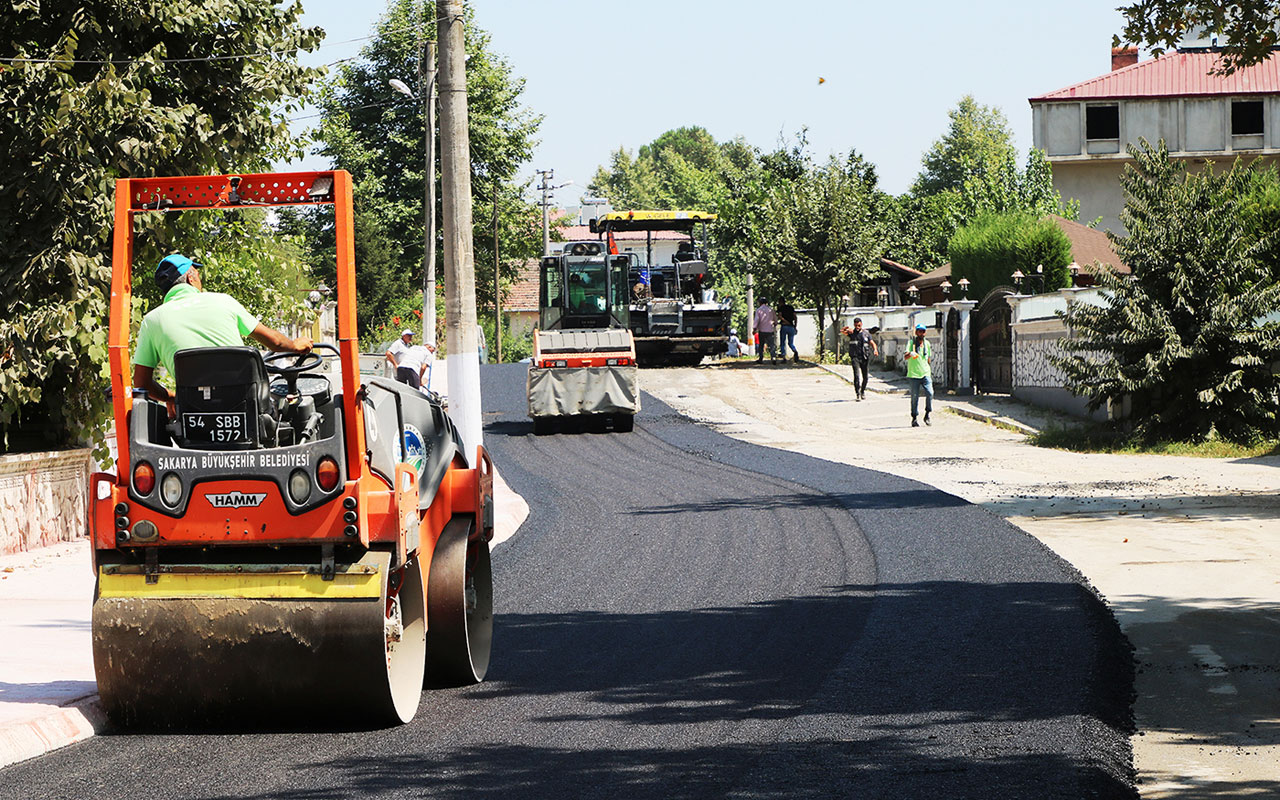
[438,0,482,454]
[421,39,437,347]
[536,168,554,256]
[493,178,501,364]
[746,273,755,354]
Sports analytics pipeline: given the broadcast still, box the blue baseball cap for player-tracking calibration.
[915,323,927,331]
[155,253,202,286]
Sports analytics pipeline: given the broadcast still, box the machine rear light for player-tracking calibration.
[159,473,183,508]
[288,469,312,504]
[131,520,158,543]
[133,462,155,495]
[553,360,568,368]
[316,457,340,492]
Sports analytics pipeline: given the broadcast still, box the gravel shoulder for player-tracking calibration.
[642,359,1280,799]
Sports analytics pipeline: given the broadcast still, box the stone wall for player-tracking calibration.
[0,449,90,556]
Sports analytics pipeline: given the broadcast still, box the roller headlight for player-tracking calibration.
[288,469,312,504]
[160,473,182,508]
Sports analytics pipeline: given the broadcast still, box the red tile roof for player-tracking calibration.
[1050,215,1130,274]
[505,259,540,312]
[1032,49,1280,102]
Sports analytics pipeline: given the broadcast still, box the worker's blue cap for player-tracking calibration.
[915,323,927,331]
[155,253,201,286]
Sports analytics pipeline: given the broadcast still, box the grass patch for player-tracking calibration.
[1031,426,1280,458]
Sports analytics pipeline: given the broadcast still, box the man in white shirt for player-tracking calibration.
[385,330,434,388]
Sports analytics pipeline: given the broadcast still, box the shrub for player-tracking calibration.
[948,212,1071,300]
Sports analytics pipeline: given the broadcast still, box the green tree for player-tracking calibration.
[913,95,1016,196]
[1053,142,1280,442]
[948,212,1073,301]
[588,126,740,212]
[0,0,321,452]
[718,141,889,358]
[888,97,1076,271]
[1118,1,1280,75]
[302,0,542,336]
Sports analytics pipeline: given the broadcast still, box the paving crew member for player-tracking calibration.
[132,253,312,406]
[905,322,933,427]
[385,329,432,388]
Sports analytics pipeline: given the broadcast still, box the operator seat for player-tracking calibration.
[171,346,278,450]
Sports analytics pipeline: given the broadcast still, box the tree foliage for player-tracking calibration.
[0,0,321,452]
[1118,0,1280,75]
[716,137,890,356]
[885,98,1077,271]
[1053,142,1280,442]
[948,212,1073,302]
[913,96,1016,197]
[588,126,752,212]
[298,0,542,337]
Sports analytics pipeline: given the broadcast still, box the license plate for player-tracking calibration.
[182,412,248,443]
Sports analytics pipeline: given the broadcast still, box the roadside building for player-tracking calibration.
[1030,45,1280,234]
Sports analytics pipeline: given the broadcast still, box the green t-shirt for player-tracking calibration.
[133,283,260,375]
[905,337,931,379]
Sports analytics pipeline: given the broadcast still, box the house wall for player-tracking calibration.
[1034,95,1280,233]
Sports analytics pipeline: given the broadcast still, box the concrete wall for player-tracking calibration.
[0,450,90,556]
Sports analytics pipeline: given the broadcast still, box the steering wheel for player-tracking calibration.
[265,343,338,392]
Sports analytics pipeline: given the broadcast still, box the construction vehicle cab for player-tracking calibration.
[590,210,731,366]
[527,240,638,434]
[90,171,494,728]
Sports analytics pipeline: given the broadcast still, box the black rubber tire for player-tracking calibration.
[426,516,493,686]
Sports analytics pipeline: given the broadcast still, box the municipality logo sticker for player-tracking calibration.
[402,424,425,472]
[206,491,268,509]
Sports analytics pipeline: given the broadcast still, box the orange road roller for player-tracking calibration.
[88,170,494,727]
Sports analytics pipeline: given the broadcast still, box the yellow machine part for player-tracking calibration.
[91,549,427,728]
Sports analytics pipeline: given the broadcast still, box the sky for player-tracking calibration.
[286,0,1137,199]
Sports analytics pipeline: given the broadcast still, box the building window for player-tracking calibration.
[1232,100,1264,135]
[1086,105,1120,140]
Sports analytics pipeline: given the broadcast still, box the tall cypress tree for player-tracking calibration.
[1053,142,1280,442]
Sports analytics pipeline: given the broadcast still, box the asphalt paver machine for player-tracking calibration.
[591,210,731,366]
[528,240,638,433]
[89,170,494,727]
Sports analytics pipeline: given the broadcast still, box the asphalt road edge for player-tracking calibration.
[636,391,1138,798]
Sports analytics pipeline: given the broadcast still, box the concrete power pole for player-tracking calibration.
[421,39,437,348]
[493,179,501,364]
[438,0,482,455]
[536,168,554,256]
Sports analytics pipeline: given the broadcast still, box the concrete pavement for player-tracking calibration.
[642,358,1280,798]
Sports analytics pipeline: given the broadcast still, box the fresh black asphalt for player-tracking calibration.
[0,363,1135,799]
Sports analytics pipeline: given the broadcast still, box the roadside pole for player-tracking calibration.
[537,168,553,256]
[494,179,501,364]
[422,39,437,347]
[439,0,482,453]
[746,273,755,354]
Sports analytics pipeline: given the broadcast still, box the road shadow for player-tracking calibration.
[188,580,1134,800]
[624,489,968,515]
